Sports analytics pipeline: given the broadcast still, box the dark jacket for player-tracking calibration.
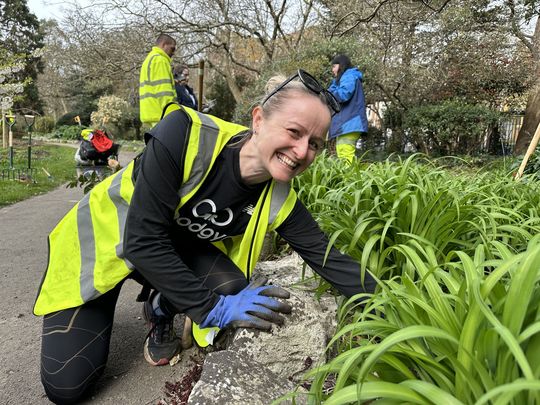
[175,83,197,109]
[124,110,377,322]
[328,67,368,139]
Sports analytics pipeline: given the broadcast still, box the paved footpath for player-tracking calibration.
[0,149,196,404]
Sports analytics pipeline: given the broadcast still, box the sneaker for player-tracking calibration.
[142,292,181,366]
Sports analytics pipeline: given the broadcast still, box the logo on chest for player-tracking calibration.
[175,199,233,241]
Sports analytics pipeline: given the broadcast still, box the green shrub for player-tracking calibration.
[34,116,56,134]
[381,106,407,153]
[91,95,129,126]
[357,126,386,159]
[206,73,240,121]
[52,125,85,140]
[90,95,138,139]
[403,100,500,156]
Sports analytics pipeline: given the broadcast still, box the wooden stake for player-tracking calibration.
[197,60,205,112]
[515,122,540,180]
[2,107,6,148]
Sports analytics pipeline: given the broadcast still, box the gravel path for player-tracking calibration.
[0,148,198,404]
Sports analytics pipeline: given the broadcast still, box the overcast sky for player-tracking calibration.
[27,0,65,21]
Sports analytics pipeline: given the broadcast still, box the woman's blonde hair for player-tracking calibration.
[259,73,328,117]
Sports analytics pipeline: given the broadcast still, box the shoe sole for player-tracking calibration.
[181,316,193,349]
[143,338,174,366]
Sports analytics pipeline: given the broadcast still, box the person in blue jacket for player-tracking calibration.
[328,54,368,162]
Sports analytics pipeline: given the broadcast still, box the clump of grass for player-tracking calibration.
[294,153,540,279]
[282,154,540,404]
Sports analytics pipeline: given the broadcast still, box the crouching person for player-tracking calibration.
[33,69,377,404]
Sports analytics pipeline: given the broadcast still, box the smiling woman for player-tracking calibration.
[243,85,331,183]
[34,70,377,404]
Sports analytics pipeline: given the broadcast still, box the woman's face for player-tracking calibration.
[332,63,340,77]
[251,92,330,183]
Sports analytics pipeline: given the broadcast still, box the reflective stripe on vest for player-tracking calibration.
[178,110,221,201]
[139,91,176,100]
[193,179,296,348]
[175,108,297,282]
[269,181,290,225]
[77,165,135,302]
[33,164,135,315]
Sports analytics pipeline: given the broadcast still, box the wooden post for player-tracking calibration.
[515,122,540,180]
[6,114,15,169]
[24,114,35,169]
[197,60,205,112]
[2,107,6,148]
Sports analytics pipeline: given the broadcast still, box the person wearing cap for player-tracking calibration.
[328,54,369,163]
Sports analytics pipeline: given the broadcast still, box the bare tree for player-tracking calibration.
[62,0,324,102]
[321,0,534,149]
[36,21,72,119]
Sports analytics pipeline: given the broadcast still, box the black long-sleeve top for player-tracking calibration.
[124,110,376,324]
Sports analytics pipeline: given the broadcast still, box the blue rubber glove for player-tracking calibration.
[200,276,292,330]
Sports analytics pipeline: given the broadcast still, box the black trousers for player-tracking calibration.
[40,242,247,404]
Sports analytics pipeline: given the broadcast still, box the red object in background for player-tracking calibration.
[91,130,113,152]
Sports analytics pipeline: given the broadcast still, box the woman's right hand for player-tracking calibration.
[200,276,292,330]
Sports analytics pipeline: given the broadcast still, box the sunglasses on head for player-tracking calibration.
[261,69,341,115]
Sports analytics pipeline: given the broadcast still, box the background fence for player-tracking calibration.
[498,115,524,155]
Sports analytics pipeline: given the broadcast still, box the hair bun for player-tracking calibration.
[265,75,287,93]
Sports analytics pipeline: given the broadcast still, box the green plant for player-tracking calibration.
[206,73,242,121]
[282,153,540,404]
[403,101,500,156]
[34,115,56,134]
[57,111,92,127]
[67,170,111,194]
[52,125,85,140]
[301,237,540,404]
[91,95,129,125]
[90,95,135,138]
[511,146,540,178]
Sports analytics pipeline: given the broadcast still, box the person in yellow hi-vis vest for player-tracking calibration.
[139,34,177,127]
[35,70,378,404]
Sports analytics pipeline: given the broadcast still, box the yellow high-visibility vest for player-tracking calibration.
[139,46,176,127]
[34,108,297,342]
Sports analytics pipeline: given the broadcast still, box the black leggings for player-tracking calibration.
[40,242,247,404]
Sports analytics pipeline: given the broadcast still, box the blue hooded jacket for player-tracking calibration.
[328,67,368,139]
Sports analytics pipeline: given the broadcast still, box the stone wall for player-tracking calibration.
[188,253,338,404]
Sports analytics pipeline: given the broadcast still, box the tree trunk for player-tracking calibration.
[226,73,242,103]
[514,17,540,155]
[514,83,540,155]
[60,98,69,114]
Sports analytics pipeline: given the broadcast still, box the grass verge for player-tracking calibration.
[0,144,78,207]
